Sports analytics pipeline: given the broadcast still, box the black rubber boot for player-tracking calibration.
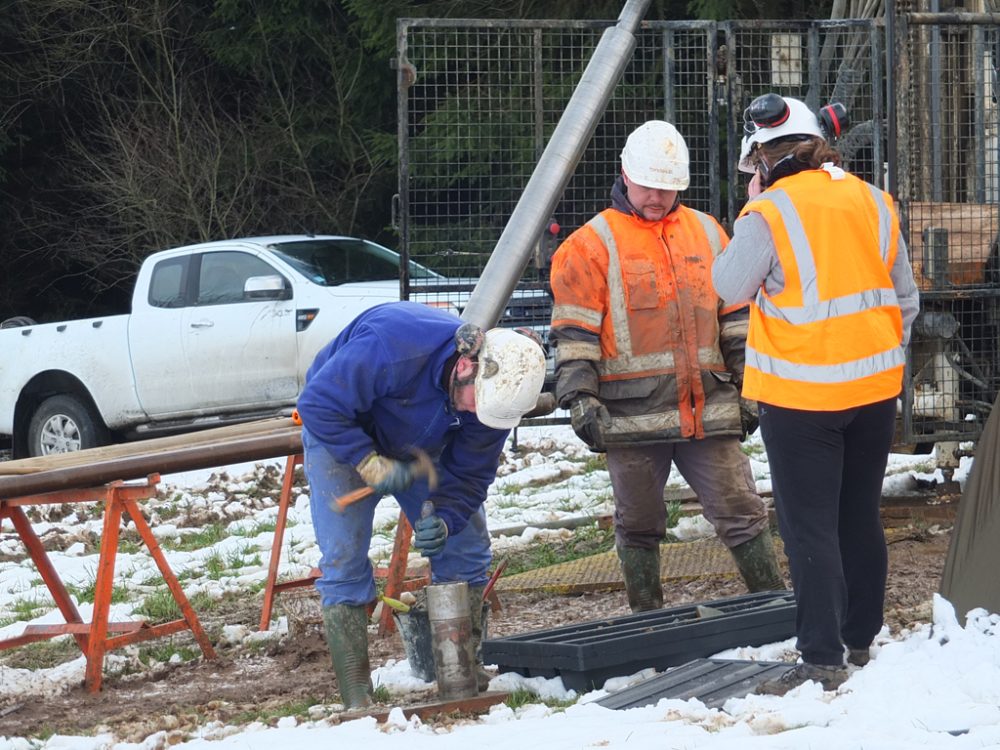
[467,584,492,691]
[323,604,373,710]
[730,530,785,592]
[616,545,663,612]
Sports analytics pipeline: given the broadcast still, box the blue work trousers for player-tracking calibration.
[302,428,492,608]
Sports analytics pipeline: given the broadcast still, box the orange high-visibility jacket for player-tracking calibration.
[550,203,747,443]
[738,168,905,410]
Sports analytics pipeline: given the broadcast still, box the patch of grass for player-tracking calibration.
[580,454,608,473]
[226,545,261,569]
[233,697,319,725]
[4,595,56,623]
[232,519,281,537]
[0,636,79,669]
[503,523,615,577]
[204,552,227,580]
[66,578,131,605]
[504,688,577,710]
[134,587,182,621]
[157,501,183,521]
[29,727,57,742]
[491,495,523,510]
[665,500,683,529]
[163,523,228,552]
[137,642,199,666]
[372,684,392,703]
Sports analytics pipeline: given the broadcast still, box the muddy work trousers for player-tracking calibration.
[303,428,492,608]
[758,397,894,667]
[606,436,770,550]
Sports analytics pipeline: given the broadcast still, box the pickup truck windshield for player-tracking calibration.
[267,238,440,286]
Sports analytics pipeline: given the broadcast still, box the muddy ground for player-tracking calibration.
[0,527,950,741]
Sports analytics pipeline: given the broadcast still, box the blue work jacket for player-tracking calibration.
[296,301,509,535]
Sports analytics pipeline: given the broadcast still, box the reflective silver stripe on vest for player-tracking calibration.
[552,303,603,329]
[746,346,905,384]
[756,287,900,324]
[589,213,724,378]
[598,350,676,376]
[755,184,899,324]
[555,340,601,363]
[765,188,820,305]
[866,183,893,263]
[604,400,739,436]
[690,210,723,257]
[589,214,636,368]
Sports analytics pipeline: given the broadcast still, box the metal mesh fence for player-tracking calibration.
[397,15,1000,444]
[896,16,1000,443]
[396,18,879,317]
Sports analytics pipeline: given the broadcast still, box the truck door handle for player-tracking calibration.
[190,320,215,329]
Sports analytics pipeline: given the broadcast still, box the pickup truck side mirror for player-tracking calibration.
[245,275,291,301]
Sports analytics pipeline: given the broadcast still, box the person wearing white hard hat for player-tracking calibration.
[548,120,783,616]
[713,93,919,695]
[295,300,546,708]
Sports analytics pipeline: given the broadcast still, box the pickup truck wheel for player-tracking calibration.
[27,395,109,456]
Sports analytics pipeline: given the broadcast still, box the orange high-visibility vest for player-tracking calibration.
[739,168,905,410]
[550,204,744,440]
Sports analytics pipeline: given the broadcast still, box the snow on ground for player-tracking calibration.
[0,424,986,749]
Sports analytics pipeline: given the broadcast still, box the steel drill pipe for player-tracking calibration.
[0,429,303,499]
[460,0,652,329]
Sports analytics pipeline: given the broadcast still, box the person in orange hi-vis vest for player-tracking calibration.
[712,94,919,696]
[549,120,784,614]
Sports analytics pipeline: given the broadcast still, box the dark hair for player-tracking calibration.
[754,136,841,173]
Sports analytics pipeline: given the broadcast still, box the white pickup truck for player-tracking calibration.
[0,234,483,458]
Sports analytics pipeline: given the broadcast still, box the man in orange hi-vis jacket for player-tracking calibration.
[548,120,783,613]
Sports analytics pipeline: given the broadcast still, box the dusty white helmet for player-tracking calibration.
[620,120,690,191]
[738,95,823,174]
[474,328,547,430]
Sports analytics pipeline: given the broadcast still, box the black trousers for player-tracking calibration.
[759,397,895,666]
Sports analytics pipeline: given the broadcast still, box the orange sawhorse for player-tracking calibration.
[259,454,430,635]
[0,475,215,692]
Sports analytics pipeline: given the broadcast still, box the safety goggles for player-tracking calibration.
[742,93,790,137]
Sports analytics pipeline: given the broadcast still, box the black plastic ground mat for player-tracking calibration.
[481,591,795,691]
[596,658,796,710]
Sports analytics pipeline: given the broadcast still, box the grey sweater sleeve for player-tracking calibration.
[711,211,780,304]
[892,235,920,347]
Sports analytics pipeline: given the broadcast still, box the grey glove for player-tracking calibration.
[570,395,611,452]
[739,398,759,442]
[413,513,449,557]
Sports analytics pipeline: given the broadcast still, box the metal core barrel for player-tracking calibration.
[426,581,478,700]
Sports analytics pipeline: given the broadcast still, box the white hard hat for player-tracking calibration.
[738,95,823,174]
[620,120,690,191]
[474,328,547,430]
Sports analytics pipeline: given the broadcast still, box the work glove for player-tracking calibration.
[413,513,449,557]
[570,395,611,452]
[739,398,759,442]
[356,452,414,495]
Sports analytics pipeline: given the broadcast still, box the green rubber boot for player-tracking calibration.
[616,545,663,612]
[468,584,492,692]
[322,604,373,710]
[730,530,785,592]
